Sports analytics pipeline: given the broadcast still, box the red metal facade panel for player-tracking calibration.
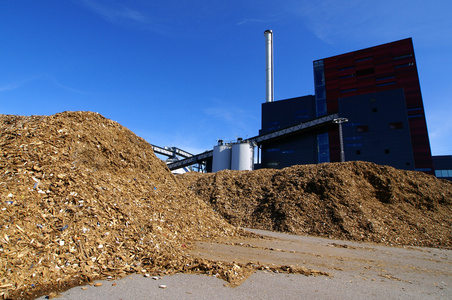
[322,38,433,172]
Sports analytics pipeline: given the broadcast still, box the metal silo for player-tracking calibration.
[231,138,254,171]
[212,140,232,172]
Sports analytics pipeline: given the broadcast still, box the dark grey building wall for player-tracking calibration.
[260,95,318,168]
[260,95,316,134]
[338,88,415,170]
[433,155,452,181]
[261,132,318,168]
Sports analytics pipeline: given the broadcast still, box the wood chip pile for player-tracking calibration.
[178,162,452,248]
[0,112,245,299]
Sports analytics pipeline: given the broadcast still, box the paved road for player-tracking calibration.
[37,229,451,299]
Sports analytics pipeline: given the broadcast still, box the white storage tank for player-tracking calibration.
[231,139,254,171]
[212,140,232,172]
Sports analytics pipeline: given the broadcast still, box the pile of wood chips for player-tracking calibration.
[2,111,451,299]
[178,161,452,249]
[0,112,254,299]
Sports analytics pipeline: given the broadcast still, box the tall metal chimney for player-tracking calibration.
[264,29,274,103]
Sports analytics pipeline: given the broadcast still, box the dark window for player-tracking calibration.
[340,88,357,93]
[372,108,378,113]
[385,149,390,154]
[346,143,363,147]
[377,81,396,87]
[389,122,403,129]
[345,136,362,141]
[355,57,372,62]
[394,54,413,60]
[395,63,414,68]
[356,68,374,76]
[356,125,369,133]
[339,66,354,71]
[356,150,361,155]
[376,75,395,81]
[339,74,355,79]
[282,150,295,154]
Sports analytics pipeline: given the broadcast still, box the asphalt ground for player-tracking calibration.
[37,229,451,299]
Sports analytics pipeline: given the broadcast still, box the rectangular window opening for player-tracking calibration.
[394,54,413,60]
[355,57,372,62]
[340,88,357,93]
[377,81,396,87]
[389,122,403,130]
[376,75,396,81]
[395,63,414,68]
[356,67,375,76]
[356,125,369,133]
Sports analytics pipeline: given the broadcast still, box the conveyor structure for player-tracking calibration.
[165,113,339,171]
[151,145,193,159]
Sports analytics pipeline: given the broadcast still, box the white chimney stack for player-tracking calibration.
[264,29,274,103]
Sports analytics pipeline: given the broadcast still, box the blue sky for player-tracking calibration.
[1,0,451,156]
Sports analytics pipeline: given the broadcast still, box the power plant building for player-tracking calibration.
[260,38,434,174]
[166,36,447,178]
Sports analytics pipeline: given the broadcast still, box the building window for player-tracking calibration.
[389,122,403,129]
[340,88,357,93]
[356,67,374,76]
[267,162,280,167]
[408,114,423,119]
[436,170,452,177]
[339,74,355,79]
[385,149,390,154]
[282,150,295,154]
[356,150,361,155]
[346,143,363,147]
[345,136,362,141]
[314,59,327,117]
[339,66,354,71]
[376,75,395,81]
[395,63,414,68]
[377,81,396,87]
[372,108,378,113]
[267,148,280,152]
[394,54,413,60]
[355,57,372,62]
[356,125,369,133]
[317,132,330,163]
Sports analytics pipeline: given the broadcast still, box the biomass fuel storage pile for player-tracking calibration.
[0,112,249,299]
[1,111,451,299]
[178,162,452,248]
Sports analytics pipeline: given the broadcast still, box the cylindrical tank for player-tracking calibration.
[212,144,231,172]
[231,141,254,171]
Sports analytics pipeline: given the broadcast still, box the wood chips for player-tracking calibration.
[1,111,451,299]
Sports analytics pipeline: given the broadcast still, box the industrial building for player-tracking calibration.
[260,38,434,174]
[163,35,450,180]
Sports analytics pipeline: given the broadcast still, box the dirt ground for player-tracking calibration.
[1,111,451,299]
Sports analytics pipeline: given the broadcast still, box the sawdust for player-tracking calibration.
[178,162,452,248]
